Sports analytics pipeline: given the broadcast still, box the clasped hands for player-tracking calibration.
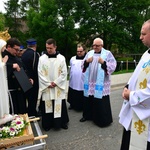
[122,87,130,100]
[48,82,56,88]
[86,56,104,64]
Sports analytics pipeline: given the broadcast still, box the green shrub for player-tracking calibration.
[113,69,134,75]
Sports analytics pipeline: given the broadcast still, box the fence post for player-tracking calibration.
[126,60,128,71]
[133,60,136,67]
[120,61,123,71]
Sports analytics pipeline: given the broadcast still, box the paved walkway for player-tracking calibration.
[111,72,132,88]
[38,88,123,150]
[36,73,132,150]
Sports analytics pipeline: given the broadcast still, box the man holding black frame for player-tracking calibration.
[2,38,33,114]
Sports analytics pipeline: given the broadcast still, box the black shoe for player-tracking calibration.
[61,124,68,130]
[80,117,86,122]
[54,127,61,131]
[43,128,50,131]
[37,110,42,117]
[68,106,72,110]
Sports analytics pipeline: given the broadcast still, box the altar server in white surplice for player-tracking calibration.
[0,39,14,125]
[38,38,69,131]
[67,44,86,111]
[119,19,150,150]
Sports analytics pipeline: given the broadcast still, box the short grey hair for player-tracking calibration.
[94,38,104,45]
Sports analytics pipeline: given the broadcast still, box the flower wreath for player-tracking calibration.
[0,115,29,139]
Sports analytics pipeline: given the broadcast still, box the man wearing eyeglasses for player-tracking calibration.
[80,38,117,128]
[67,44,86,111]
[2,38,29,115]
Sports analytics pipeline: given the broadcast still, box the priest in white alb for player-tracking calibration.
[119,19,150,150]
[38,38,69,131]
[0,39,14,125]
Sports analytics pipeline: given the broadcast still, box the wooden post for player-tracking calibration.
[126,60,128,71]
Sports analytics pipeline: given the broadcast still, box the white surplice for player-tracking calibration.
[69,56,84,91]
[0,39,9,120]
[38,53,67,118]
[0,39,14,125]
[119,50,150,144]
[0,60,9,119]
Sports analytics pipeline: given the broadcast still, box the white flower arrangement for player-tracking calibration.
[0,115,28,139]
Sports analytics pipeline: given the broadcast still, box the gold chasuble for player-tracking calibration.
[129,58,150,150]
[38,54,67,118]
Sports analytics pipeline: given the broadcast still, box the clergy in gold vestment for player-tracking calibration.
[38,38,69,131]
[119,20,150,150]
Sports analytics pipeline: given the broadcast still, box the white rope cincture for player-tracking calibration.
[8,90,14,115]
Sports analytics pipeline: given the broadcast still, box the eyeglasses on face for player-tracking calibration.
[92,44,102,48]
[12,47,20,52]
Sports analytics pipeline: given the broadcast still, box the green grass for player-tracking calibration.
[113,69,134,75]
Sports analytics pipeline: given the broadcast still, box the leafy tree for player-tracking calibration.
[0,13,5,31]
[4,0,150,58]
[74,0,96,48]
[3,0,39,45]
[27,0,78,60]
[112,0,150,53]
[20,0,39,19]
[26,0,58,53]
[4,0,21,37]
[75,0,150,54]
[54,0,77,58]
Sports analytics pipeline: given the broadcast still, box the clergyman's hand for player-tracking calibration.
[122,87,130,100]
[13,63,20,72]
[29,78,34,85]
[86,57,93,63]
[48,82,56,88]
[98,57,104,64]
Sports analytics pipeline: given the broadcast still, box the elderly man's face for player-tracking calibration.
[92,40,103,52]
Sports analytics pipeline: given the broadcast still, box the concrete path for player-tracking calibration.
[111,72,132,89]
[35,73,133,150]
[39,88,124,150]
